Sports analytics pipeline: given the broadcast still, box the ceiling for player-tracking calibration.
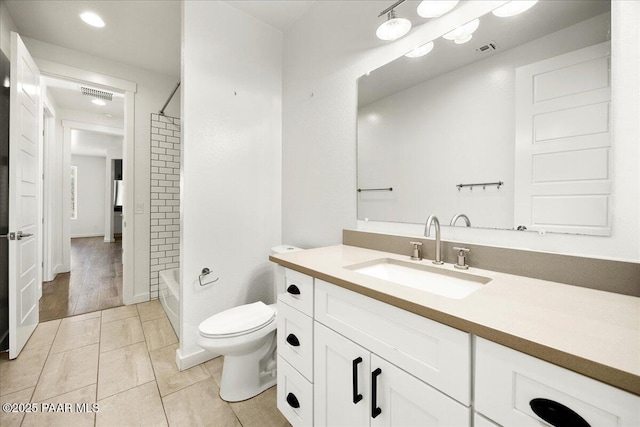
[42,75,125,118]
[359,0,611,106]
[4,1,316,79]
[71,129,123,158]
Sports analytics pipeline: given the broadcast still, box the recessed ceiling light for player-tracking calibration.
[92,99,106,106]
[3,77,9,88]
[80,11,105,28]
[492,1,538,18]
[405,41,435,58]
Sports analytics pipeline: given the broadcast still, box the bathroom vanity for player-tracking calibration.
[271,245,640,427]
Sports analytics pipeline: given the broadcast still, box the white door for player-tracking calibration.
[370,355,470,427]
[314,322,370,427]
[8,32,41,359]
[514,42,611,236]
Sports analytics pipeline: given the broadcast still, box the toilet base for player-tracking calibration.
[218,332,277,402]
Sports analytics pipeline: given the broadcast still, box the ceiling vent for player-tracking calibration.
[81,86,113,101]
[475,41,499,54]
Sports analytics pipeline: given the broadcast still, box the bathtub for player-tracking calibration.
[159,268,180,338]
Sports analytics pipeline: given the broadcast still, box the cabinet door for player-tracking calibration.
[314,322,370,427]
[370,355,470,427]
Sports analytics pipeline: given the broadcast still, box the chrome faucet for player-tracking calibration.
[424,215,444,265]
[450,213,471,227]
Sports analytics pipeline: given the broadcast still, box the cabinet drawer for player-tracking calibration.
[315,279,471,405]
[279,269,313,316]
[277,356,313,427]
[277,299,313,381]
[475,337,640,427]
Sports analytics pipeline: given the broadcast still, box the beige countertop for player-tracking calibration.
[270,244,640,396]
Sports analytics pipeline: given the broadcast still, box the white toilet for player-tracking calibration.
[197,245,302,402]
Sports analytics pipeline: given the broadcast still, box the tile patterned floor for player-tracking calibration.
[40,237,124,322]
[0,300,290,427]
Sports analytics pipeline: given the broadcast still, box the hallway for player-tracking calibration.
[39,237,123,322]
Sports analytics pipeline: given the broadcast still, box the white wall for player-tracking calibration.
[181,1,282,366]
[358,13,609,229]
[0,0,16,58]
[282,1,640,262]
[71,154,105,238]
[22,37,179,301]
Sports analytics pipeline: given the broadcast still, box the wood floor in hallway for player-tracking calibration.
[39,237,123,322]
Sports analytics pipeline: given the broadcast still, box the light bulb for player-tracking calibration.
[442,19,480,41]
[405,41,435,58]
[417,1,459,18]
[492,1,538,18]
[80,12,105,28]
[454,35,472,44]
[376,10,412,41]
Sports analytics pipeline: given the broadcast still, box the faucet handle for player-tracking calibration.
[409,241,423,261]
[452,247,470,269]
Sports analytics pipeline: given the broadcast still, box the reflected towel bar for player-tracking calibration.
[457,181,503,191]
[358,187,393,192]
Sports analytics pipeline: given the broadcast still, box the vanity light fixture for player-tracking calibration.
[442,18,480,43]
[376,9,412,41]
[80,11,105,28]
[405,41,435,58]
[91,99,106,106]
[454,34,473,44]
[417,0,459,18]
[492,0,538,18]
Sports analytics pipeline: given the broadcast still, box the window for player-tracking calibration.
[70,165,77,219]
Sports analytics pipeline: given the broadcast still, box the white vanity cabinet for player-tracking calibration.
[277,269,315,426]
[314,322,469,426]
[313,279,471,426]
[475,338,640,427]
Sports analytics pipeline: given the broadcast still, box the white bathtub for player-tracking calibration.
[159,268,180,339]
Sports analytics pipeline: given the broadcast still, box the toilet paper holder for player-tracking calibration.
[199,268,220,287]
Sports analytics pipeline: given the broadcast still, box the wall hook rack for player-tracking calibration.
[456,181,503,191]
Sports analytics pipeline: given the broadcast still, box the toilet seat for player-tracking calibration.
[199,301,275,338]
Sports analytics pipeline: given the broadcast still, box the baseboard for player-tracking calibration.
[126,292,150,305]
[104,237,115,243]
[52,263,65,276]
[71,232,104,238]
[176,347,217,371]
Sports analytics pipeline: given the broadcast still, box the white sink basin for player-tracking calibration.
[346,258,491,299]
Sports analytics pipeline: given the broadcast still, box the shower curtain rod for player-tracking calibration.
[159,81,180,116]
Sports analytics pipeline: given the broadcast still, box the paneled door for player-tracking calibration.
[8,32,41,359]
[514,42,611,236]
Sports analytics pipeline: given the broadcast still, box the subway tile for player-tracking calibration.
[151,147,165,155]
[159,129,173,136]
[151,120,166,129]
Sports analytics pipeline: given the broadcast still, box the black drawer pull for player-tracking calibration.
[286,334,300,347]
[286,392,300,409]
[287,284,300,295]
[371,368,382,418]
[530,398,590,427]
[352,357,363,404]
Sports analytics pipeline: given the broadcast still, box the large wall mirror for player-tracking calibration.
[357,1,612,236]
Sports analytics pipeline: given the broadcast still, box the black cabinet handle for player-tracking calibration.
[286,334,300,347]
[286,392,300,409]
[287,284,300,295]
[530,398,590,427]
[352,357,363,404]
[371,368,382,418]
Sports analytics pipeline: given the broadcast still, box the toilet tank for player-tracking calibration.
[271,245,303,297]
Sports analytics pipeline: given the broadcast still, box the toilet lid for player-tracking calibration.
[199,301,275,338]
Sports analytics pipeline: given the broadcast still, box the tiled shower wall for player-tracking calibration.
[150,113,181,299]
